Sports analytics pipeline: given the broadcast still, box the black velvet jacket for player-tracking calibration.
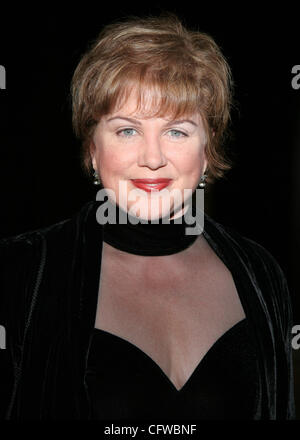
[0,200,296,419]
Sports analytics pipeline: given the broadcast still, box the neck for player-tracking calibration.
[100,191,202,257]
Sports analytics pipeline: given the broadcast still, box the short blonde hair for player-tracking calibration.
[70,12,236,184]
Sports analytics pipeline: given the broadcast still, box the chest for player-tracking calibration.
[94,239,245,390]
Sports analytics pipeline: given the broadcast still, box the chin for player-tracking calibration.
[125,204,171,223]
[127,197,185,223]
[115,184,185,222]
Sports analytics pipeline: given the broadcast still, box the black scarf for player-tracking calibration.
[98,188,203,256]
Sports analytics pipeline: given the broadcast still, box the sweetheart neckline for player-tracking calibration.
[90,317,248,393]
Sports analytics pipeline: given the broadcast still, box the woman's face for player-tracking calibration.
[91,90,208,221]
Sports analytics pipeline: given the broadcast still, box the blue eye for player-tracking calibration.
[168,129,187,137]
[117,128,137,137]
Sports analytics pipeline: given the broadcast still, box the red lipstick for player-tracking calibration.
[131,178,172,192]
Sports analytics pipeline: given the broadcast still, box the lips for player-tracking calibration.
[131,178,172,192]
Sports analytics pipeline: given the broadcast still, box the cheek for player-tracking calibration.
[178,150,203,173]
[97,148,129,175]
[93,133,123,171]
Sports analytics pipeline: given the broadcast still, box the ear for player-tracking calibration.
[203,157,208,175]
[202,143,208,174]
[203,131,214,173]
[90,141,97,170]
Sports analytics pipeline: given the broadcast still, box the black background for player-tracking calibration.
[0,3,299,413]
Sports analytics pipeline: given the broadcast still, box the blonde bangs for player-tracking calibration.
[92,65,201,123]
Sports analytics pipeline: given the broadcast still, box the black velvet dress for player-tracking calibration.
[85,318,260,420]
[84,198,261,420]
[0,198,295,419]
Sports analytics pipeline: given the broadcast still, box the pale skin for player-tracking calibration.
[90,90,245,391]
[91,88,208,221]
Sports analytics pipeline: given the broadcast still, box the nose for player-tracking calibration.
[137,134,167,169]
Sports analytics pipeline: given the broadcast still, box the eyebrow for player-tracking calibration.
[106,116,198,127]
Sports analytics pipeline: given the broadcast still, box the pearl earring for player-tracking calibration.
[93,170,101,185]
[198,174,207,188]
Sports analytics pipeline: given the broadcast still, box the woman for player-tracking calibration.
[0,13,295,420]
